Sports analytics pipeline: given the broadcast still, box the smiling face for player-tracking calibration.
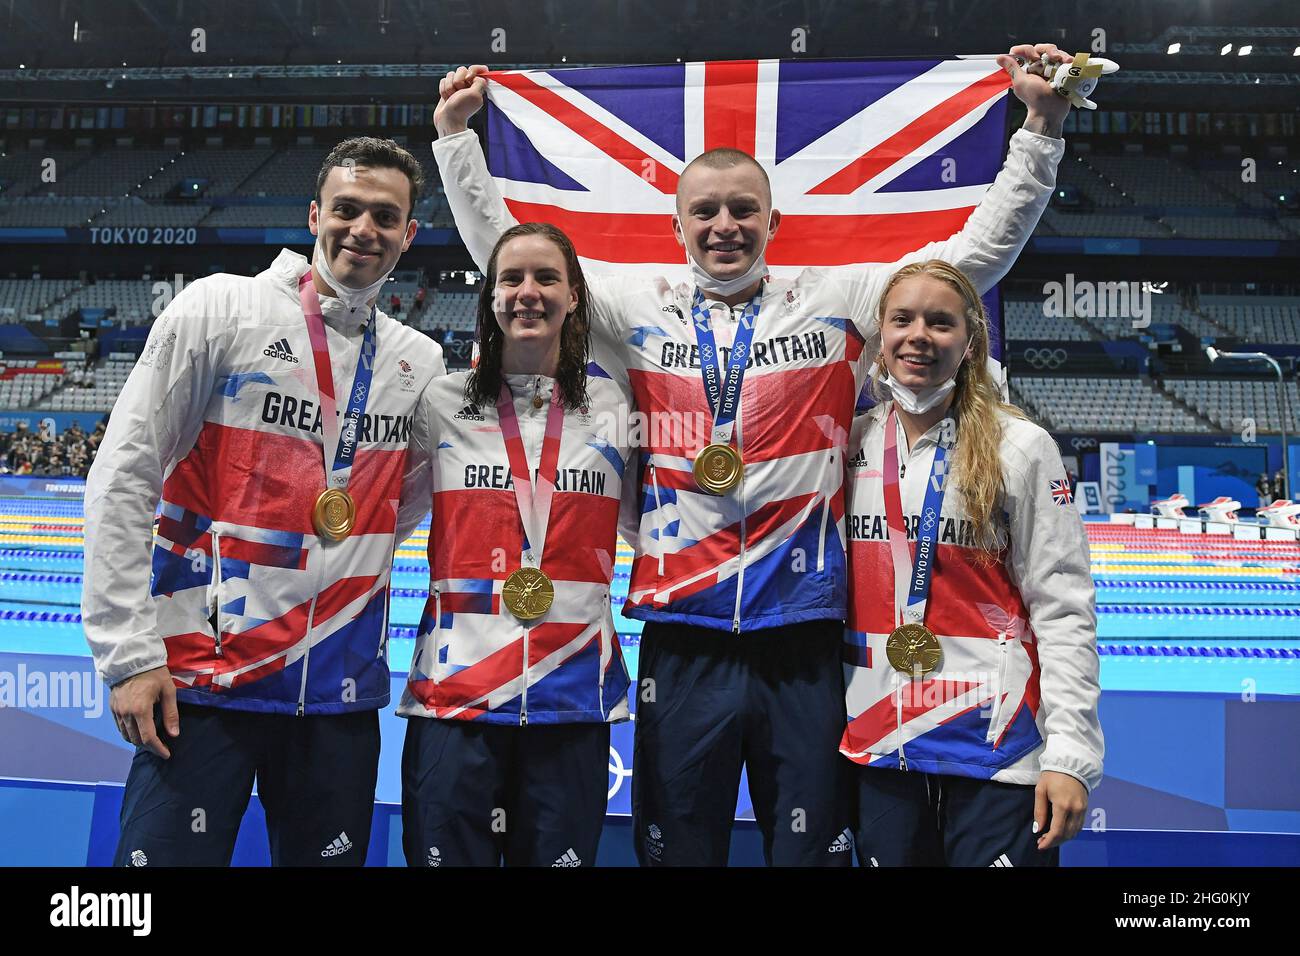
[879,275,974,391]
[309,163,417,291]
[674,159,779,283]
[492,233,579,361]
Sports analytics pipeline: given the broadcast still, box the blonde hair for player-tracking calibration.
[870,260,1027,557]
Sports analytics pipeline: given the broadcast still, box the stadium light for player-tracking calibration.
[1238,45,1252,56]
[1221,44,1233,55]
[1206,347,1291,499]
[1294,46,1300,56]
[1166,43,1180,54]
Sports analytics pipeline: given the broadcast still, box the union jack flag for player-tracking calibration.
[1049,478,1074,506]
[482,57,1014,277]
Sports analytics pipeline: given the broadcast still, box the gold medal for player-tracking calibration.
[886,623,942,677]
[313,488,356,541]
[502,567,555,621]
[693,443,744,495]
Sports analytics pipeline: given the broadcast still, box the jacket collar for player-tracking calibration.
[267,248,385,333]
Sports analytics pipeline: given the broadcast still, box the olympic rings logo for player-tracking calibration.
[1070,437,1098,451]
[1023,347,1068,370]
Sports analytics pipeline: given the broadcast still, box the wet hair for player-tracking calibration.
[465,222,591,410]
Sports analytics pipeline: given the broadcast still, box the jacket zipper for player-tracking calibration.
[731,391,747,633]
[210,530,224,657]
[297,538,328,717]
[520,623,530,726]
[896,674,908,771]
[297,593,319,717]
[895,428,911,767]
[597,602,611,717]
[817,451,832,573]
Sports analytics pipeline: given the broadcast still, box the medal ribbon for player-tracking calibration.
[882,407,952,630]
[690,287,762,446]
[299,272,378,491]
[497,382,565,569]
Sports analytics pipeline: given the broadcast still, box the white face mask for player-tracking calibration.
[880,372,958,415]
[676,210,774,297]
[311,230,394,312]
[880,350,970,415]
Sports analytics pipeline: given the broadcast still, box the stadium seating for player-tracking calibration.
[233,146,327,198]
[0,279,81,321]
[1054,154,1130,207]
[96,203,211,227]
[1012,376,1210,433]
[1199,160,1298,211]
[0,148,95,197]
[38,358,135,412]
[200,205,308,227]
[0,359,66,408]
[0,198,103,227]
[137,147,277,199]
[1164,216,1292,241]
[412,291,478,334]
[36,149,183,199]
[1086,155,1237,209]
[1041,208,1171,238]
[1161,378,1300,434]
[1002,299,1093,341]
[53,280,159,326]
[1198,296,1300,343]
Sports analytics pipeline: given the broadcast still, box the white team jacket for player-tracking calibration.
[840,403,1104,789]
[397,369,634,725]
[82,249,445,714]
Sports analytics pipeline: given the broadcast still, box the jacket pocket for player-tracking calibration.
[650,463,665,576]
[818,453,834,573]
[429,584,444,682]
[208,530,224,657]
[378,585,391,660]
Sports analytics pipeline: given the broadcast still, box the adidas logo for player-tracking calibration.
[320,831,353,858]
[427,846,441,867]
[264,338,299,364]
[453,403,485,421]
[827,828,853,853]
[990,853,1014,868]
[552,848,582,867]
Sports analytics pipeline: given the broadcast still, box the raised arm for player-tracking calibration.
[921,42,1073,288]
[432,66,639,362]
[432,65,518,272]
[835,43,1074,328]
